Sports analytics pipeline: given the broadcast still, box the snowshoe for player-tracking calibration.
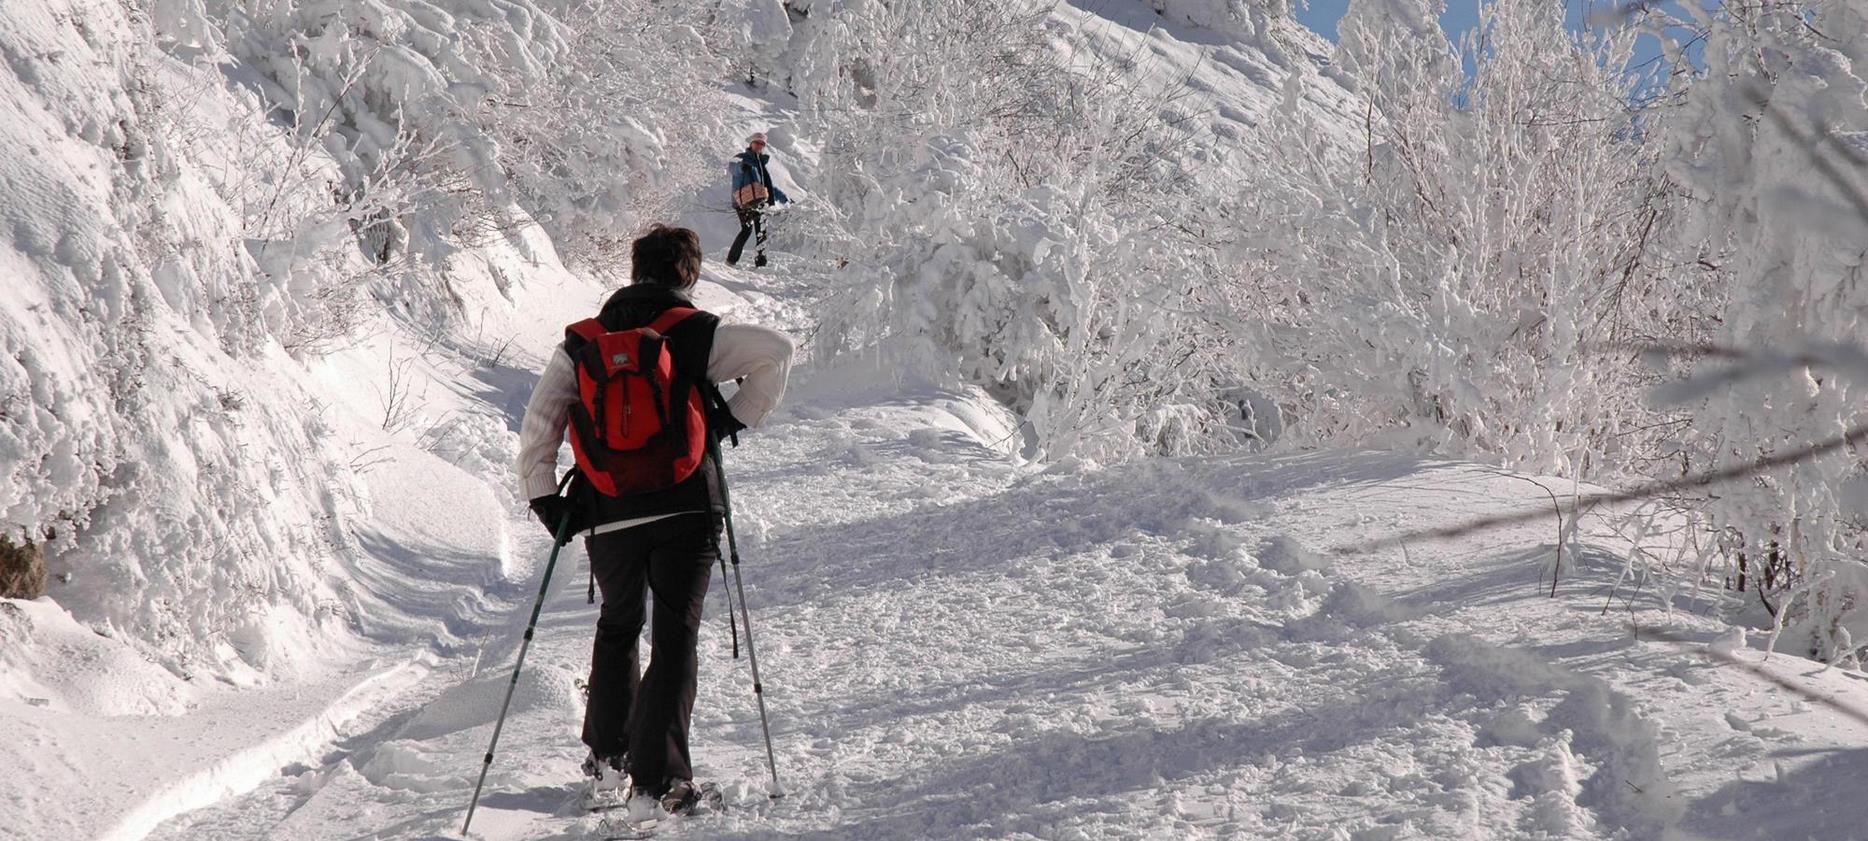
[581,751,630,812]
[659,779,724,816]
[596,815,658,840]
[596,790,665,839]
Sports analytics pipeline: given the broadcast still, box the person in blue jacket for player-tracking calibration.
[726,132,790,267]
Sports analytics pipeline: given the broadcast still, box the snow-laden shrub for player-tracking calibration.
[159,0,722,311]
[729,0,795,89]
[1652,0,1868,660]
[3,0,745,679]
[476,0,731,267]
[1228,0,1706,476]
[1,0,363,674]
[1242,0,1868,660]
[791,0,1246,461]
[149,0,540,346]
[6,0,743,678]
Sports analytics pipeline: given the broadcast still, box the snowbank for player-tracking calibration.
[0,0,356,678]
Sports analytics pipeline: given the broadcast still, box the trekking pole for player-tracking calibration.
[710,441,784,799]
[462,486,576,837]
[718,536,740,659]
[705,392,741,658]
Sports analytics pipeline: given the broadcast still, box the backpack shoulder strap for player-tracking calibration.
[564,319,609,384]
[566,318,605,344]
[647,307,702,336]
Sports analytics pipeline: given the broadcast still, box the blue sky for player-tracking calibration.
[1292,0,1675,79]
[1292,0,1585,42]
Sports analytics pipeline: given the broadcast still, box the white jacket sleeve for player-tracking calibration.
[708,323,794,427]
[515,348,577,500]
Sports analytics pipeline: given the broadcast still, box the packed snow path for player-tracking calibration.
[137,271,1868,841]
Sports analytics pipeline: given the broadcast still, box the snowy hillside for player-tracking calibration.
[5,0,1868,840]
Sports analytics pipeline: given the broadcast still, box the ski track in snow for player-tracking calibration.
[124,261,1868,841]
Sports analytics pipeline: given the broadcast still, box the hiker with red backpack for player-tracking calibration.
[514,224,793,817]
[726,132,790,268]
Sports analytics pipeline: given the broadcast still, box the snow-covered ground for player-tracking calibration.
[19,256,1854,841]
[6,2,1868,840]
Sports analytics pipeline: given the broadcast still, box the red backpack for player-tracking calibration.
[563,307,708,497]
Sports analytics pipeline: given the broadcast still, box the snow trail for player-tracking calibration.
[131,261,1868,841]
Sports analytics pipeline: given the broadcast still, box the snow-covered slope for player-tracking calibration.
[1054,0,1362,150]
[0,0,346,677]
[6,1,1865,841]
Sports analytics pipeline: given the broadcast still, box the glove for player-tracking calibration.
[711,402,747,446]
[529,495,583,543]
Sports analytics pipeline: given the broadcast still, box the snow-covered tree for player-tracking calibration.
[478,0,732,268]
[1654,0,1868,660]
[1226,0,1708,477]
[792,0,1254,461]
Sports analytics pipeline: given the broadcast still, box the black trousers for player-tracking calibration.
[581,513,718,785]
[726,206,765,264]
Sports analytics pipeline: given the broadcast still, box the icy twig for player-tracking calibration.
[1361,421,1868,549]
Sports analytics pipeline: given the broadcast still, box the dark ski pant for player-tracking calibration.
[582,513,718,786]
[726,206,765,264]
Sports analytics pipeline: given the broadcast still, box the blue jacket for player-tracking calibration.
[731,149,790,206]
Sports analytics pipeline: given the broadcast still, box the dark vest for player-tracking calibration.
[575,283,724,525]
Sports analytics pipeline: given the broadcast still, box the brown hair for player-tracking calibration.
[630,224,703,289]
